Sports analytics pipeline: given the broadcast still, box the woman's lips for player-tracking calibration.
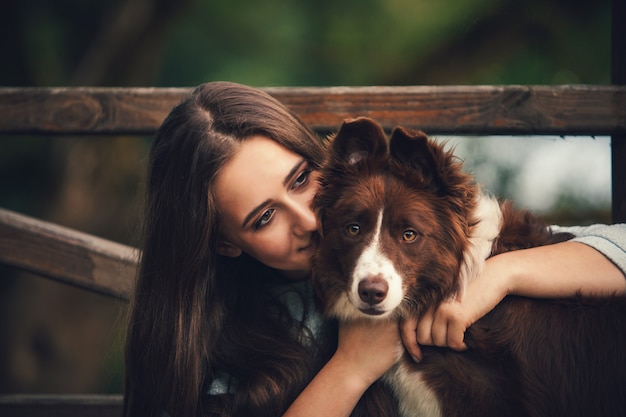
[298,243,312,252]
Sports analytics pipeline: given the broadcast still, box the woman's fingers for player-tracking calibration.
[415,307,434,346]
[400,316,423,362]
[416,302,469,352]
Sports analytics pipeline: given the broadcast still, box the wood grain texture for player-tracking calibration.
[0,208,137,299]
[1,85,625,135]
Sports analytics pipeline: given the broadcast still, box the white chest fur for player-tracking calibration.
[383,361,442,417]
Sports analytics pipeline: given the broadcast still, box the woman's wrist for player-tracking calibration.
[479,252,516,300]
[488,249,528,297]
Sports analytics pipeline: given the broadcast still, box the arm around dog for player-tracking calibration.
[402,223,626,360]
[283,318,401,417]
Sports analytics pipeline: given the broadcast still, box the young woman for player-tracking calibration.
[123,81,626,417]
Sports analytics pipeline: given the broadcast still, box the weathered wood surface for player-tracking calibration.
[0,394,122,417]
[0,208,137,300]
[1,85,625,135]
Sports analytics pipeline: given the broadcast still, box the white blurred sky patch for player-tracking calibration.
[441,135,612,213]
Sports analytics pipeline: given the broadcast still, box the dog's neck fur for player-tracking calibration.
[456,190,502,300]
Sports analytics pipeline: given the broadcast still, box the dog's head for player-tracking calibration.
[312,117,480,321]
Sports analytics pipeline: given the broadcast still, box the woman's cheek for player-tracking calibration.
[250,230,291,264]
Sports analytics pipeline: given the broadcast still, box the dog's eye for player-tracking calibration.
[402,229,418,242]
[346,224,360,236]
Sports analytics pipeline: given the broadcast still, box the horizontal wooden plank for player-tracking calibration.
[0,87,185,136]
[0,208,138,300]
[0,85,625,135]
[0,394,122,417]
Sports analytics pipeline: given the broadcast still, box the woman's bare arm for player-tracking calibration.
[402,240,626,361]
[283,318,401,417]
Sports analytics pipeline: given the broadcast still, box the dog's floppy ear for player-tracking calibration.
[328,117,388,167]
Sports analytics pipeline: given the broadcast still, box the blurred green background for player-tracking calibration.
[0,0,613,394]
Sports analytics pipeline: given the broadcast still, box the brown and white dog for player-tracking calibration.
[311,117,626,417]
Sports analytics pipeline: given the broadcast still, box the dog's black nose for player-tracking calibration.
[358,277,388,305]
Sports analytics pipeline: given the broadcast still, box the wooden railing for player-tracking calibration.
[0,208,138,300]
[1,83,625,417]
[2,85,626,136]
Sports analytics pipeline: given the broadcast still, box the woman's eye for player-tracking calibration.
[254,208,275,229]
[292,169,311,189]
[402,229,417,242]
[346,224,360,236]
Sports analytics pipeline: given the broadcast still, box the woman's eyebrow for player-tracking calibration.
[241,159,307,228]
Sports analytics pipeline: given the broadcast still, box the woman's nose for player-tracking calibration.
[291,200,318,235]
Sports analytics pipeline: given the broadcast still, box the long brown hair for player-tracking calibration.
[123,82,327,417]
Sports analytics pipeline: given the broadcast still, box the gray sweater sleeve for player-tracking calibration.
[550,223,626,276]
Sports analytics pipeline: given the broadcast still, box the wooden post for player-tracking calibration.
[612,0,626,223]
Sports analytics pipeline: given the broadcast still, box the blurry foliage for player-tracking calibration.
[0,0,614,395]
[2,0,610,87]
[156,0,610,86]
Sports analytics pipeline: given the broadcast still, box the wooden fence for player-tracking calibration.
[0,82,625,416]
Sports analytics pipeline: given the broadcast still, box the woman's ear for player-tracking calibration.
[216,241,242,257]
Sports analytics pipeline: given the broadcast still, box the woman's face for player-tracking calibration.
[215,135,320,279]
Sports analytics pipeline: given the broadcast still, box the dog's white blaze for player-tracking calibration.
[384,363,442,417]
[349,209,404,317]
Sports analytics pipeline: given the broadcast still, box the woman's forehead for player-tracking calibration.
[214,136,302,223]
